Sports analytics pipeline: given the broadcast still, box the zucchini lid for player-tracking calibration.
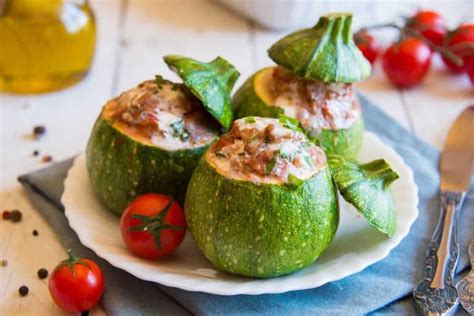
[268,13,371,83]
[164,55,240,131]
[328,155,399,237]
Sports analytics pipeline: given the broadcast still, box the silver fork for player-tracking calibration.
[456,240,474,314]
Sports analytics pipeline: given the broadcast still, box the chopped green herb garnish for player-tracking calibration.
[155,75,168,91]
[305,128,320,142]
[279,146,297,161]
[171,83,180,91]
[170,120,190,142]
[215,151,227,158]
[303,155,314,166]
[279,148,289,159]
[279,148,295,161]
[266,157,277,175]
[155,75,166,85]
[244,117,256,124]
[279,114,303,133]
[288,174,304,187]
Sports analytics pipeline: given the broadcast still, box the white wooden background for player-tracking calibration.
[1,0,473,315]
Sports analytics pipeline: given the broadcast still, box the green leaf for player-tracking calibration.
[279,114,303,133]
[288,174,305,187]
[268,13,371,83]
[266,157,277,174]
[163,55,240,130]
[155,75,167,85]
[170,120,190,142]
[327,155,399,237]
[155,75,172,92]
[244,116,256,124]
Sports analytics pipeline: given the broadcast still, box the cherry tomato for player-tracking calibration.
[354,30,379,65]
[382,37,432,88]
[48,251,105,313]
[467,69,474,86]
[406,10,447,47]
[120,193,186,259]
[465,58,474,86]
[442,23,474,73]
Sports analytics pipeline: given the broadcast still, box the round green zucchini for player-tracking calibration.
[185,155,339,278]
[233,67,364,158]
[86,115,215,215]
[86,55,239,216]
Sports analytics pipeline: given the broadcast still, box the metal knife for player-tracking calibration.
[413,105,474,315]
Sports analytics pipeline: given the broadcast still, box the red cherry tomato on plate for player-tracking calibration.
[442,23,474,73]
[48,251,105,313]
[354,30,380,65]
[382,37,432,88]
[406,10,447,47]
[120,193,186,259]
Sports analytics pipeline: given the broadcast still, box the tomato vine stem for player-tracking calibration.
[361,23,464,66]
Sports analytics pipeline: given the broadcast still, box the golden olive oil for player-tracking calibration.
[0,0,96,93]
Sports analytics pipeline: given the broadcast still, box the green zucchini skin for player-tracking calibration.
[233,69,364,159]
[86,116,213,215]
[267,13,371,83]
[185,158,339,278]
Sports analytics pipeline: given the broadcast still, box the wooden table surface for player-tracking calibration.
[1,0,473,314]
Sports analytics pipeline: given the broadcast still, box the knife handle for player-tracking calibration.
[413,191,466,315]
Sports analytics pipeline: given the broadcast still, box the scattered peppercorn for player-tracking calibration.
[2,210,10,220]
[1,259,7,267]
[32,229,39,236]
[37,268,48,279]
[18,285,29,296]
[33,150,39,156]
[42,155,53,163]
[9,210,22,223]
[33,125,46,138]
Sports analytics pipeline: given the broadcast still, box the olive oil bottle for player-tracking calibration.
[0,0,96,93]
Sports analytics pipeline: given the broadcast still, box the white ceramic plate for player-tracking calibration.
[62,132,419,295]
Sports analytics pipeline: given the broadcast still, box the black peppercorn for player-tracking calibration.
[37,268,48,279]
[9,210,22,223]
[18,285,29,296]
[33,150,39,156]
[33,125,46,137]
[32,230,39,236]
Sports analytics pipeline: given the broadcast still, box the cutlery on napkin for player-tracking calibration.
[413,106,474,315]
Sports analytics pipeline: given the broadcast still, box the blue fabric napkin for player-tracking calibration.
[19,94,473,315]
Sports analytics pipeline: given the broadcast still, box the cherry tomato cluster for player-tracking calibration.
[354,10,474,88]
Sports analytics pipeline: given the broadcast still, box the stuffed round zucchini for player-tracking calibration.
[87,56,239,215]
[233,13,371,158]
[185,116,339,278]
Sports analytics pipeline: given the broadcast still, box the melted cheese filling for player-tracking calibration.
[207,117,327,184]
[102,81,219,151]
[258,67,360,132]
